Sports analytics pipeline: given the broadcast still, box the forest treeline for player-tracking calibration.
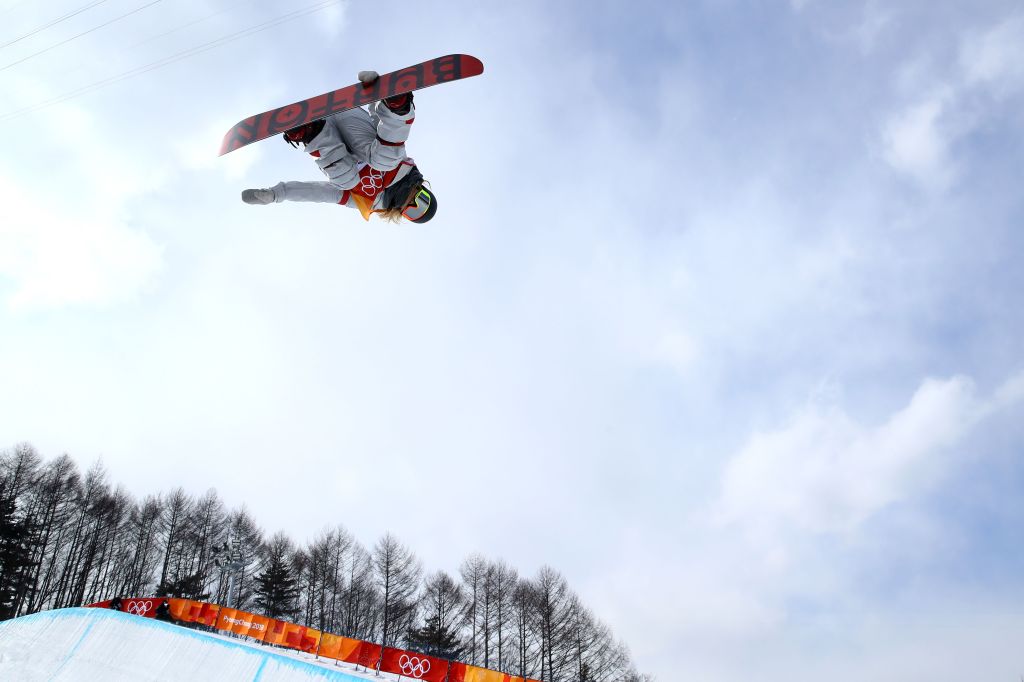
[0,444,651,682]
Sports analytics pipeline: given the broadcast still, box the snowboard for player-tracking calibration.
[218,54,484,156]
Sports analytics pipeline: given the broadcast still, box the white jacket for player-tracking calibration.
[304,101,415,196]
[270,101,420,217]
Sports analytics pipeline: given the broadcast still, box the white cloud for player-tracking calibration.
[714,373,1022,545]
[960,14,1024,94]
[0,176,162,310]
[882,91,954,187]
[881,13,1024,187]
[0,47,189,311]
[593,372,1024,680]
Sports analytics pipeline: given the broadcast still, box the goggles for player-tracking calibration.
[402,188,434,222]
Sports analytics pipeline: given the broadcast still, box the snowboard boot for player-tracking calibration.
[383,91,413,115]
[241,188,275,205]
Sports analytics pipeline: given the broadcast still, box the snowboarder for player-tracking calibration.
[241,70,437,224]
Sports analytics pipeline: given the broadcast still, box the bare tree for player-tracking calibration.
[182,489,227,599]
[487,559,517,671]
[323,525,354,633]
[22,454,79,613]
[533,566,574,682]
[117,494,162,597]
[301,525,355,632]
[340,540,379,640]
[0,444,654,679]
[509,578,539,679]
[460,553,487,664]
[51,461,106,608]
[408,570,466,658]
[156,487,193,595]
[217,507,263,610]
[372,532,421,647]
[302,528,331,629]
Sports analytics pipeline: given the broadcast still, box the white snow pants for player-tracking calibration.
[273,101,412,205]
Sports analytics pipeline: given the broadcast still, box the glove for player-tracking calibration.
[383,91,413,116]
[358,70,412,114]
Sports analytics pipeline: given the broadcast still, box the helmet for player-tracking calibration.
[383,165,437,223]
[402,187,437,223]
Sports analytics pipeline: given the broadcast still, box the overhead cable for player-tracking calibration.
[0,0,112,50]
[123,0,255,52]
[1,0,163,72]
[0,0,343,123]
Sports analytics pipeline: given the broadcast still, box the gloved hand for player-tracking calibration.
[358,70,412,114]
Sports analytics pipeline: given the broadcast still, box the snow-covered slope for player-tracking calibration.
[0,608,374,681]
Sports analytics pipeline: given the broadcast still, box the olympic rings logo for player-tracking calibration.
[358,168,385,197]
[125,600,152,616]
[399,654,431,678]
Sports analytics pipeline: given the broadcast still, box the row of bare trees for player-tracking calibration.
[0,444,650,681]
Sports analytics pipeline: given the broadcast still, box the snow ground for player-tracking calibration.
[0,608,396,682]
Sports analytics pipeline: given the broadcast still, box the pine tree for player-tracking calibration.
[407,611,466,659]
[254,532,299,620]
[0,490,34,619]
[0,444,40,618]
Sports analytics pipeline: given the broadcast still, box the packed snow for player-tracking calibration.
[0,608,388,681]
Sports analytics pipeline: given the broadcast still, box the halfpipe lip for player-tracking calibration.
[0,607,373,682]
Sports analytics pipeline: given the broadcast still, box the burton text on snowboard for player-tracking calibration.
[219,54,484,156]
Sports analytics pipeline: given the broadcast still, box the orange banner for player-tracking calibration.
[279,622,321,653]
[87,597,530,682]
[168,598,200,623]
[215,607,237,631]
[230,610,256,637]
[246,613,271,641]
[230,610,251,636]
[301,627,322,654]
[263,619,287,646]
[281,622,305,649]
[317,633,363,662]
[351,641,382,669]
[196,602,220,627]
[448,662,529,682]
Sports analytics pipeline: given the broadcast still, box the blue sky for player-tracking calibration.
[2,1,1023,679]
